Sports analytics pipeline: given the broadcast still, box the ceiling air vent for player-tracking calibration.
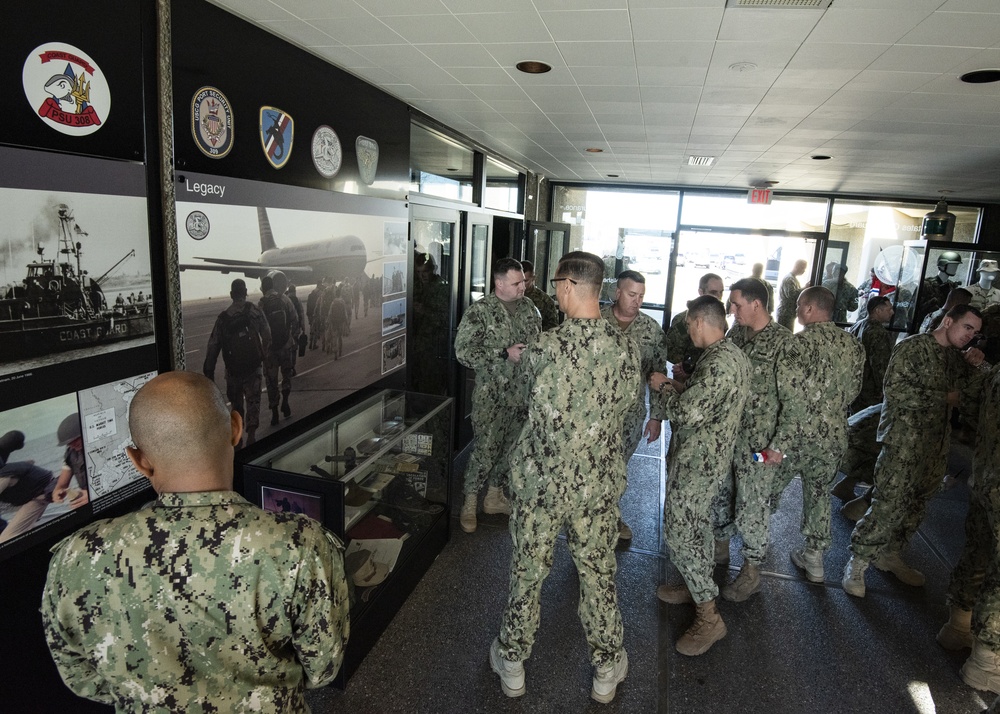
[726,0,832,8]
[687,156,716,167]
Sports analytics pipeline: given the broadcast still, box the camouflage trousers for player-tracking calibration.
[263,349,293,409]
[947,482,1000,651]
[498,480,624,667]
[463,402,520,496]
[727,459,784,566]
[664,464,727,603]
[225,370,262,432]
[621,402,648,464]
[772,448,842,552]
[850,440,948,561]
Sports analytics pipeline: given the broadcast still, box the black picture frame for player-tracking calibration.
[242,465,345,538]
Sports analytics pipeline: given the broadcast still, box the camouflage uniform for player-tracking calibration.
[524,285,560,331]
[773,321,864,551]
[851,333,979,561]
[665,310,702,368]
[847,317,892,412]
[259,289,299,411]
[41,491,350,713]
[947,366,1000,651]
[839,404,882,484]
[776,273,803,330]
[822,277,859,323]
[712,320,800,567]
[920,307,946,334]
[663,338,750,602]
[202,300,270,434]
[455,294,541,496]
[602,304,668,461]
[497,318,640,668]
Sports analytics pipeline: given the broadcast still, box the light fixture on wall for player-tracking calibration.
[516,60,552,74]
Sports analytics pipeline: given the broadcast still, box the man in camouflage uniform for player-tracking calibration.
[843,305,986,597]
[942,365,1000,693]
[202,278,270,447]
[750,262,774,314]
[490,252,640,704]
[455,258,541,533]
[830,404,883,517]
[921,287,972,334]
[820,262,860,323]
[521,260,560,331]
[41,373,349,712]
[718,277,802,601]
[847,295,894,413]
[651,296,750,656]
[665,272,724,368]
[776,259,808,330]
[259,270,299,426]
[602,270,669,541]
[776,286,864,583]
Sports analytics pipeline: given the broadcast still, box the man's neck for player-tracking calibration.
[612,303,637,324]
[746,315,770,334]
[568,300,601,319]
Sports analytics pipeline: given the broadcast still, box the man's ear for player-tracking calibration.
[230,410,244,447]
[126,445,153,480]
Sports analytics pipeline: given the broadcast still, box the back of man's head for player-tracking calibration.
[687,295,727,331]
[730,277,768,308]
[866,295,891,316]
[751,263,763,278]
[558,251,604,298]
[800,285,835,317]
[129,372,234,488]
[520,259,535,273]
[230,279,248,300]
[945,287,973,310]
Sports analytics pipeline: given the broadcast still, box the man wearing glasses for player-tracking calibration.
[601,270,669,541]
[490,252,640,704]
[455,258,541,533]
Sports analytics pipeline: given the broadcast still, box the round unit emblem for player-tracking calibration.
[185,211,211,240]
[312,125,343,179]
[22,42,110,136]
[191,86,234,158]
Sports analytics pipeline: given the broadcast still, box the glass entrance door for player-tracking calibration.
[525,221,570,298]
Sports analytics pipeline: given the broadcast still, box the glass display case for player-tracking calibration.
[889,240,1000,333]
[242,389,453,686]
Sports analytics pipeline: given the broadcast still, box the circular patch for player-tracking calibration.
[191,87,233,158]
[185,211,210,240]
[312,125,342,178]
[23,42,110,136]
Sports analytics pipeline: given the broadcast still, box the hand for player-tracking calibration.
[507,343,527,363]
[649,372,670,394]
[964,347,985,367]
[671,361,689,381]
[762,447,784,465]
[643,419,662,443]
[52,486,67,503]
[68,490,89,508]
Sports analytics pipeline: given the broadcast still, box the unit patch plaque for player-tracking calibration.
[356,136,379,186]
[191,87,233,159]
[23,42,109,136]
[312,125,342,179]
[260,106,293,169]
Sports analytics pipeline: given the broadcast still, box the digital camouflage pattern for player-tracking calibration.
[838,404,882,483]
[42,491,350,713]
[663,338,750,603]
[712,320,800,567]
[601,304,668,461]
[847,317,893,412]
[524,285,560,331]
[776,273,803,330]
[821,277,859,323]
[498,318,640,668]
[851,333,979,560]
[665,310,700,366]
[455,294,541,496]
[948,366,1000,650]
[772,321,864,551]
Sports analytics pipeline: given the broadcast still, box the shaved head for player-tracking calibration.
[128,372,238,492]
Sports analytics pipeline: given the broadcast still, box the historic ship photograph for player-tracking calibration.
[0,203,153,366]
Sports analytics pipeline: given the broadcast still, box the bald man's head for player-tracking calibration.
[128,372,239,492]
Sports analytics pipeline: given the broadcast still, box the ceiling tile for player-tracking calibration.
[538,10,633,41]
[843,70,938,92]
[410,44,499,68]
[788,43,891,71]
[483,42,565,67]
[455,12,550,43]
[900,11,1000,48]
[261,20,336,47]
[808,9,930,44]
[572,66,640,85]
[359,0,448,16]
[378,14,479,44]
[209,0,295,22]
[629,8,724,42]
[867,44,981,72]
[634,41,715,68]
[557,41,636,67]
[637,66,709,86]
[717,7,823,43]
[309,16,404,44]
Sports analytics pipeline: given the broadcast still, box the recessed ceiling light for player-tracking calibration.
[687,155,715,166]
[586,148,604,153]
[607,174,619,178]
[811,155,832,160]
[960,69,1000,84]
[729,62,757,73]
[516,60,552,74]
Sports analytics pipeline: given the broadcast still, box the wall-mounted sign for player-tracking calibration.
[22,42,109,136]
[312,125,342,179]
[748,188,772,205]
[259,106,293,169]
[191,87,233,158]
[356,136,379,186]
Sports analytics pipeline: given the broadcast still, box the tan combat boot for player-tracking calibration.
[938,605,974,651]
[721,562,760,602]
[961,641,1000,694]
[460,493,478,533]
[676,599,727,656]
[831,476,857,501]
[483,486,512,515]
[656,583,694,605]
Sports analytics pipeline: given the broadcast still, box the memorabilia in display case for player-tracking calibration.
[888,240,1000,334]
[242,389,453,686]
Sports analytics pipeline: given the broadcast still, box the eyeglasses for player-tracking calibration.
[550,277,578,288]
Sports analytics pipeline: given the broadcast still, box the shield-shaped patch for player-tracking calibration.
[356,136,379,185]
[260,106,293,169]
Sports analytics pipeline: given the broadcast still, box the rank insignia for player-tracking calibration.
[191,87,233,159]
[23,42,109,136]
[260,106,293,169]
[356,136,379,186]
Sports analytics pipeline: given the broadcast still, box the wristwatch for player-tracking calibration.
[499,348,509,361]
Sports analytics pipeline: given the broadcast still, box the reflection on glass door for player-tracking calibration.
[410,206,457,399]
[526,221,570,296]
[672,231,816,330]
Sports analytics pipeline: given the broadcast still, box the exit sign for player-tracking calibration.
[748,188,772,204]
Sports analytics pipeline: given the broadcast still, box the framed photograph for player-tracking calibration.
[383,221,407,257]
[382,261,406,296]
[381,335,406,375]
[381,298,406,335]
[261,485,323,522]
[243,464,346,537]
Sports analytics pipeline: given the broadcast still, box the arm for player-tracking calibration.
[866,330,891,400]
[455,302,509,370]
[202,315,224,378]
